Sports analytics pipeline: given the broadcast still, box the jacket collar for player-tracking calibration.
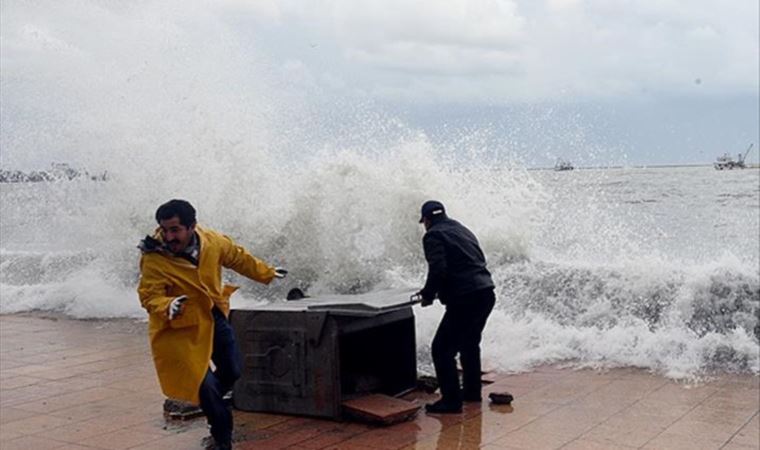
[426,217,449,230]
[138,225,205,261]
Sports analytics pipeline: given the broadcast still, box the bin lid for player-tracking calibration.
[342,394,420,425]
[242,288,418,316]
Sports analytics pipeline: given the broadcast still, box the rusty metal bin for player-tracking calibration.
[230,289,418,419]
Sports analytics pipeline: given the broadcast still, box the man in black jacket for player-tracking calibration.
[416,200,496,414]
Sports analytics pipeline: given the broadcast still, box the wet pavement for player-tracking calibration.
[1,314,757,449]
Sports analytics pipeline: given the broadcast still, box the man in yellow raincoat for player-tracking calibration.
[137,199,286,450]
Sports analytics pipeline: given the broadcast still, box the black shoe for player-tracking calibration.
[201,436,215,450]
[425,400,462,414]
[488,392,514,405]
[202,435,231,450]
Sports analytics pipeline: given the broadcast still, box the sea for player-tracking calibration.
[1,165,758,379]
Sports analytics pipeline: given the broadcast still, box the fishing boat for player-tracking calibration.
[554,158,574,171]
[714,143,753,170]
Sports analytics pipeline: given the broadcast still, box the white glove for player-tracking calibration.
[167,295,188,320]
[274,267,288,279]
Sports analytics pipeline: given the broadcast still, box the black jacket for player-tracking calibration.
[420,217,494,304]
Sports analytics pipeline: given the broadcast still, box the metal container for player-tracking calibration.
[230,289,418,419]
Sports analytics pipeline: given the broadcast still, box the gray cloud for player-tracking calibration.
[238,0,759,102]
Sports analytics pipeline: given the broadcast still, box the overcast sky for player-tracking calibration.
[1,0,758,167]
[235,0,758,101]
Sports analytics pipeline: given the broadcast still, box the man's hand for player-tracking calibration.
[411,291,434,307]
[167,295,188,320]
[274,267,288,279]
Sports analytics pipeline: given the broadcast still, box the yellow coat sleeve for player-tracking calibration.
[218,234,276,284]
[137,255,173,319]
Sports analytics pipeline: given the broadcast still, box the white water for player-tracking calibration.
[1,1,758,379]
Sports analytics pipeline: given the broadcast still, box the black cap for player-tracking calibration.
[419,200,446,223]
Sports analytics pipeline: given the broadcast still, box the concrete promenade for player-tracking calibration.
[0,314,757,449]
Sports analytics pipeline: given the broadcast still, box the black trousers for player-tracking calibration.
[431,288,495,405]
[198,307,242,448]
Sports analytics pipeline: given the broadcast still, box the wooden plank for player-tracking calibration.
[342,394,420,425]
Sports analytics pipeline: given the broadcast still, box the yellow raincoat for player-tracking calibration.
[137,225,275,404]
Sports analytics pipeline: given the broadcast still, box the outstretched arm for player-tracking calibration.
[219,234,277,284]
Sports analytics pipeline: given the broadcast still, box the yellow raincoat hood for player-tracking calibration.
[137,225,275,404]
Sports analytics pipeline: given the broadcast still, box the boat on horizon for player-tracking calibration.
[714,143,754,170]
[554,158,574,171]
